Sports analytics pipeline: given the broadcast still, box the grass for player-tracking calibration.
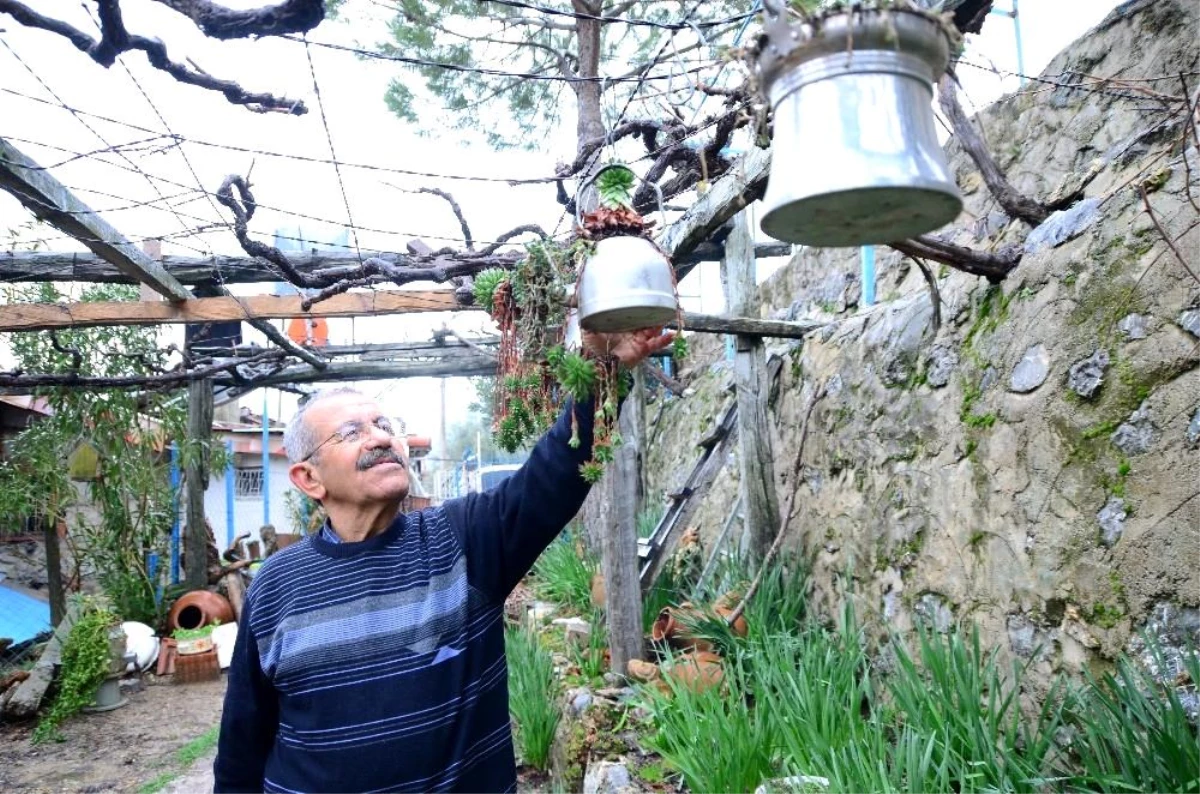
[529,530,595,615]
[630,572,1198,794]
[137,725,220,794]
[505,624,560,771]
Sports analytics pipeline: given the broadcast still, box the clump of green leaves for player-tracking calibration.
[596,164,636,209]
[552,351,598,402]
[472,267,510,314]
[34,597,120,743]
[530,531,596,614]
[505,624,561,771]
[172,622,219,641]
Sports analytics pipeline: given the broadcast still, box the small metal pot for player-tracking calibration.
[577,236,678,332]
[757,3,962,246]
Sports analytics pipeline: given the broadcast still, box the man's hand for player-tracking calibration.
[582,326,675,368]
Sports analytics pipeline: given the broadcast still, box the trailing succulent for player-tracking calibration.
[473,165,684,483]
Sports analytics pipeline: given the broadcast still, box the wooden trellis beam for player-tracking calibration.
[0,289,461,332]
[0,288,818,338]
[0,242,793,285]
[0,138,192,302]
[213,357,498,387]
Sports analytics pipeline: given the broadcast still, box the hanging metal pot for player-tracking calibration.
[757,2,962,247]
[576,166,678,333]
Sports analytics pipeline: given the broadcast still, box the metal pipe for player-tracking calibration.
[262,389,271,527]
[225,439,235,548]
[169,444,181,584]
[861,246,877,306]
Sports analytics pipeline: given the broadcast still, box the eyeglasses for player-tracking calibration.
[302,416,396,462]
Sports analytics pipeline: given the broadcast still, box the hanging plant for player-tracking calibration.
[754,0,964,246]
[472,165,685,482]
[33,596,122,743]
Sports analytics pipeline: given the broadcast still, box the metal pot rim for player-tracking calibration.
[757,7,954,94]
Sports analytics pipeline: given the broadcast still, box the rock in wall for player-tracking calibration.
[646,0,1199,690]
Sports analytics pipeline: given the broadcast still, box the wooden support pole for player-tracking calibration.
[598,370,647,676]
[0,138,191,302]
[184,379,214,590]
[42,516,65,628]
[721,211,781,567]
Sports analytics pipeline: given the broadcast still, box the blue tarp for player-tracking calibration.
[0,584,51,644]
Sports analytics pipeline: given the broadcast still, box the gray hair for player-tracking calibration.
[282,387,366,463]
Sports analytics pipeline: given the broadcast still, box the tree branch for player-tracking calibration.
[150,0,324,40]
[418,188,474,251]
[0,349,286,390]
[890,235,1021,283]
[0,0,307,113]
[939,72,1050,226]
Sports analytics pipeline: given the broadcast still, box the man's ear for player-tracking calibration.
[289,462,327,502]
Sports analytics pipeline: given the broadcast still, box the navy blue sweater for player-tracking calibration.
[213,400,596,793]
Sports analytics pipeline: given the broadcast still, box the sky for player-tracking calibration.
[0,0,1125,459]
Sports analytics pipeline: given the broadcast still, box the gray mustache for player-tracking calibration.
[357,449,404,471]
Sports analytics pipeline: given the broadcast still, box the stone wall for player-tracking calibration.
[646,0,1199,690]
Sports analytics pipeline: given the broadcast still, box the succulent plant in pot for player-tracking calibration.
[575,164,682,334]
[755,0,964,246]
[470,166,685,482]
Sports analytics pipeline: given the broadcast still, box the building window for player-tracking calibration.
[235,466,263,499]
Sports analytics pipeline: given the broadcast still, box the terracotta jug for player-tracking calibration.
[168,590,234,632]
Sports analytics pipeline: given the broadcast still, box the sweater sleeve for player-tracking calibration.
[213,597,279,793]
[443,397,599,603]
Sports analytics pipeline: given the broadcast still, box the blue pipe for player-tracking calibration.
[1011,0,1026,86]
[225,440,235,547]
[861,246,876,307]
[262,389,271,528]
[168,443,181,584]
[147,552,161,607]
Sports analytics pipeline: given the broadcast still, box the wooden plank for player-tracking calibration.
[722,211,781,566]
[2,599,80,720]
[0,138,191,302]
[658,146,772,264]
[675,312,821,339]
[0,289,461,332]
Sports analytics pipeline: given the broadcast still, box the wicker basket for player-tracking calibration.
[174,648,220,684]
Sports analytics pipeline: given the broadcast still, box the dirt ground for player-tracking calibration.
[0,673,225,794]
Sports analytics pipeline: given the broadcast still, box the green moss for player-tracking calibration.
[964,412,998,429]
[1140,167,1170,193]
[963,285,1013,349]
[968,531,987,552]
[964,438,978,458]
[637,761,667,785]
[1089,602,1124,630]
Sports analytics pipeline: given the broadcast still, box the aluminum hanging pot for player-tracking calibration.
[757,2,963,247]
[577,236,678,332]
[575,165,678,333]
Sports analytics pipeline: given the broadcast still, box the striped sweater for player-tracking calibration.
[213,400,596,793]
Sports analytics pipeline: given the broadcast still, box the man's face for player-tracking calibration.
[288,394,410,510]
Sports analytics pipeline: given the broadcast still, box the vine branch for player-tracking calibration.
[0,0,311,113]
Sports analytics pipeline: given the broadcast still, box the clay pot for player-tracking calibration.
[626,658,661,683]
[665,651,724,694]
[650,605,714,654]
[168,590,234,633]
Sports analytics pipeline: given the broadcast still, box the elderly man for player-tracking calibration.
[213,327,672,794]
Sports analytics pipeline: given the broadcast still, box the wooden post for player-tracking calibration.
[598,377,646,675]
[184,379,214,590]
[42,516,65,628]
[721,211,781,567]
